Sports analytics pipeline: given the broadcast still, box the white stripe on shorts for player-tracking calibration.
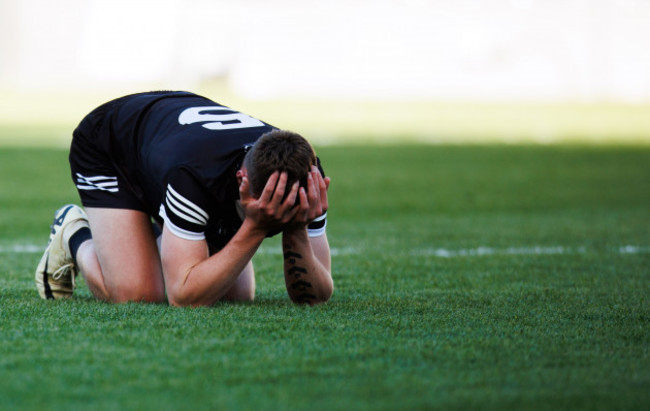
[76,173,119,193]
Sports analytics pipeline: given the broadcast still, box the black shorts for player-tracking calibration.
[69,100,147,212]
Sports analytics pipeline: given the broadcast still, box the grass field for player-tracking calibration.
[1,141,649,410]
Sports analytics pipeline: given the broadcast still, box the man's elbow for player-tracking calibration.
[312,290,333,305]
[290,284,333,306]
[167,292,194,307]
[167,286,208,307]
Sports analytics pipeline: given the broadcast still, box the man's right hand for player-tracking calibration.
[238,171,300,235]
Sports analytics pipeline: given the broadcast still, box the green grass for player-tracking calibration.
[1,143,649,410]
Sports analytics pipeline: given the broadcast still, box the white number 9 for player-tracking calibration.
[178,106,265,130]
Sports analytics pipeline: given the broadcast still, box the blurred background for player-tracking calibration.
[1,0,649,145]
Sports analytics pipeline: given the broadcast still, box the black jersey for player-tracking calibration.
[72,91,325,249]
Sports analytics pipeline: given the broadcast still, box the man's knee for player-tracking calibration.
[221,262,255,302]
[221,287,255,302]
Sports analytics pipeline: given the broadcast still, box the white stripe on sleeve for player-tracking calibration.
[159,205,206,241]
[165,184,209,225]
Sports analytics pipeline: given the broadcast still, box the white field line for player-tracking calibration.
[0,244,43,253]
[411,245,580,258]
[412,245,650,257]
[1,243,648,257]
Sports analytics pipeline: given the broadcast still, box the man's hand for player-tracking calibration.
[239,171,301,235]
[289,166,331,230]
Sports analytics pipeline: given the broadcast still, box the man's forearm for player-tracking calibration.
[282,228,332,305]
[163,219,265,306]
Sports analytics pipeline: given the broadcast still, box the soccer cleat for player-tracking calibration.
[34,204,89,300]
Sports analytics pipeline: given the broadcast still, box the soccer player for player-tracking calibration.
[34,91,332,306]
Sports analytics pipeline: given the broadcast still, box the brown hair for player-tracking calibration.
[243,130,317,198]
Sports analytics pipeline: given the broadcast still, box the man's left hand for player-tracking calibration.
[287,166,330,230]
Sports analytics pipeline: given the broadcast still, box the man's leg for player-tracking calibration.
[221,261,255,301]
[78,208,165,303]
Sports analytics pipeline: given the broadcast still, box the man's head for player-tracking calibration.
[242,130,317,198]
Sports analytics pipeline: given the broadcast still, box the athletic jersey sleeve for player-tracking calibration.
[159,168,211,241]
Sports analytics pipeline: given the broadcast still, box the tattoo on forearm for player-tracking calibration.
[291,280,312,291]
[283,244,315,304]
[288,266,306,278]
[284,251,301,265]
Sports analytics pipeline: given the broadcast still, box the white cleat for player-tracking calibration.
[34,205,89,300]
